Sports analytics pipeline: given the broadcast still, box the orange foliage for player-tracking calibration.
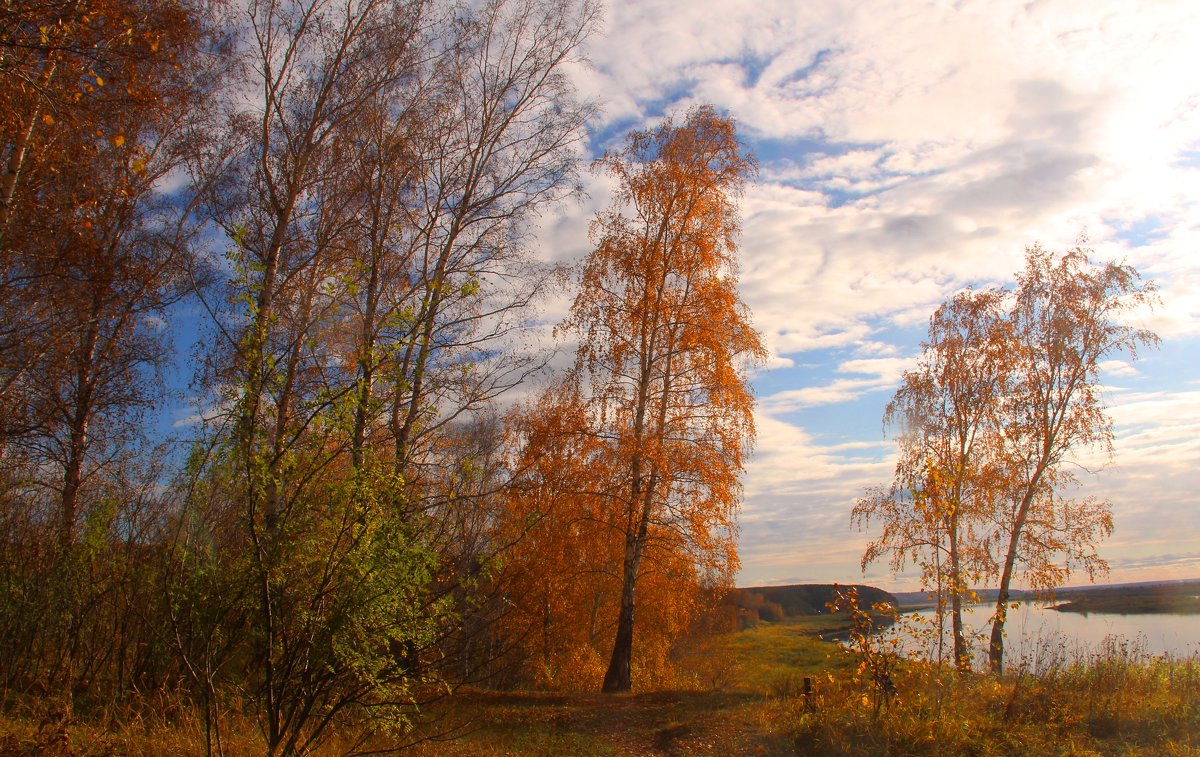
[854,242,1159,675]
[987,242,1158,672]
[0,0,209,541]
[854,289,1012,671]
[497,106,763,693]
[496,384,713,691]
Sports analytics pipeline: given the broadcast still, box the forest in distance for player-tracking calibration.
[1,0,1196,755]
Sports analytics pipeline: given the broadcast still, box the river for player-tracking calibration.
[881,602,1200,671]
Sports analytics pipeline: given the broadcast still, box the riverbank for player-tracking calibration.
[412,615,1200,755]
[1051,581,1200,614]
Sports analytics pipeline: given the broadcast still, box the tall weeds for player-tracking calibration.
[776,638,1199,756]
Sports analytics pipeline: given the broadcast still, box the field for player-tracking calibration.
[2,615,1198,755]
[378,617,859,755]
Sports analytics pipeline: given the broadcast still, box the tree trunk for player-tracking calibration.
[950,583,967,672]
[60,415,87,550]
[60,320,99,551]
[602,536,639,693]
[948,510,969,672]
[351,277,379,468]
[603,469,655,693]
[989,529,1021,674]
[989,511,1028,674]
[989,480,1040,674]
[0,60,56,238]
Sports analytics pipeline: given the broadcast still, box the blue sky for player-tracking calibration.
[528,0,1200,590]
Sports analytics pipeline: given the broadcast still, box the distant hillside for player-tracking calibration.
[1051,580,1200,614]
[892,578,1200,613]
[730,583,898,627]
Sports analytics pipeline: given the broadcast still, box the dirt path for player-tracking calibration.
[409,689,775,755]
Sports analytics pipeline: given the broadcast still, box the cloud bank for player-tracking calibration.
[534,0,1200,588]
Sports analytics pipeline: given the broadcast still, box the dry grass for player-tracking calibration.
[2,620,1196,755]
[774,644,1200,756]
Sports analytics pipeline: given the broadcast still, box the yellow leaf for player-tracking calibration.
[112,135,125,148]
[42,114,54,126]
[95,75,104,87]
[132,158,147,173]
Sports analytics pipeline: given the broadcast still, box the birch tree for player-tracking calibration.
[183,0,598,748]
[0,0,213,702]
[854,290,1011,671]
[986,243,1157,673]
[562,106,763,693]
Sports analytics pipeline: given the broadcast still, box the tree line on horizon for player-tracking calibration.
[0,0,1157,752]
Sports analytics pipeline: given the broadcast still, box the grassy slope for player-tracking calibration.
[405,615,847,756]
[405,615,1200,757]
[406,614,1200,756]
[3,614,1197,755]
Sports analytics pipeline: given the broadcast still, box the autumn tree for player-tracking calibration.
[0,0,216,703]
[854,290,1011,671]
[179,0,598,749]
[986,243,1158,673]
[855,243,1158,676]
[491,383,620,689]
[559,106,763,693]
[192,2,437,748]
[346,0,598,490]
[0,0,215,430]
[0,0,211,517]
[496,381,726,691]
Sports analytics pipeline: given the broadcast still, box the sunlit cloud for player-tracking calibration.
[559,0,1200,588]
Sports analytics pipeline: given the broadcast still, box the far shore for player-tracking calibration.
[892,578,1200,615]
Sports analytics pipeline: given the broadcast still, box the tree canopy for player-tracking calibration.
[856,242,1157,673]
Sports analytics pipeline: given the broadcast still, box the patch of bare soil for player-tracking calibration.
[414,689,773,755]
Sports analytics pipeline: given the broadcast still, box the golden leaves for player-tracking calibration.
[857,242,1158,673]
[502,107,760,691]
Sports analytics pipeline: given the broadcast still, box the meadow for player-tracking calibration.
[3,612,1197,756]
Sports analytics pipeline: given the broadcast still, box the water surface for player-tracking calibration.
[883,602,1200,670]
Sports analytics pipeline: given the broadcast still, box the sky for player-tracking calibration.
[530,0,1200,591]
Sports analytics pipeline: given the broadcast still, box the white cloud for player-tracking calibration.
[739,411,895,585]
[562,0,1200,588]
[758,356,914,414]
[1098,359,1140,379]
[578,0,1200,350]
[761,379,885,413]
[837,357,912,381]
